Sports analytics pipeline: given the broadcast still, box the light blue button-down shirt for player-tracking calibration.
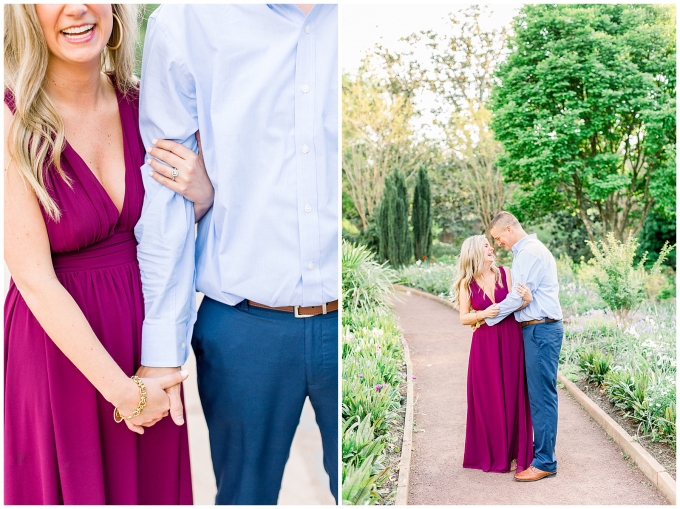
[485,234,563,326]
[134,4,338,367]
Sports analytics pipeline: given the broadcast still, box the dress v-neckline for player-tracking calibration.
[63,85,128,221]
[477,276,497,305]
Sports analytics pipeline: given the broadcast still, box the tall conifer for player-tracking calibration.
[378,169,411,267]
[412,166,432,261]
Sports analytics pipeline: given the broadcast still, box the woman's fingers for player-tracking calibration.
[147,145,185,171]
[151,138,195,161]
[124,419,144,434]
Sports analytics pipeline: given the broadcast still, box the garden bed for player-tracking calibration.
[342,242,408,505]
[576,375,676,480]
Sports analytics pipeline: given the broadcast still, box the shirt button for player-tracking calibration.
[305,204,312,213]
[302,85,309,93]
[301,145,309,154]
[305,25,311,34]
[307,261,314,270]
[181,343,186,350]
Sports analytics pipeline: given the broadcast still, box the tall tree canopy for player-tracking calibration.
[491,4,676,241]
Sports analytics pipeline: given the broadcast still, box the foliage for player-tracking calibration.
[415,6,511,241]
[412,166,433,261]
[491,4,676,241]
[342,241,397,317]
[135,4,160,76]
[378,169,411,267]
[578,347,612,386]
[342,244,405,504]
[397,261,458,300]
[637,209,677,269]
[586,233,674,317]
[342,66,428,230]
[561,304,676,449]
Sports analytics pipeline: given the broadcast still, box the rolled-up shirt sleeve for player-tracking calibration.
[134,14,198,367]
[485,254,543,326]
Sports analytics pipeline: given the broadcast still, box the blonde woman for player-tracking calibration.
[452,235,534,474]
[4,4,213,504]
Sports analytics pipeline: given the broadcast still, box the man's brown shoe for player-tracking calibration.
[514,466,556,482]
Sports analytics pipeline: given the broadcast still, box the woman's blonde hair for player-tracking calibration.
[450,235,503,309]
[4,4,140,220]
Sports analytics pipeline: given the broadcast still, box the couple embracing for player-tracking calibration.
[453,211,564,482]
[4,3,338,505]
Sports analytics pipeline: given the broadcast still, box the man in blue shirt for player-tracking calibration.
[486,211,563,482]
[134,4,338,504]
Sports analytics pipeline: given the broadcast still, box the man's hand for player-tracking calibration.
[136,365,186,426]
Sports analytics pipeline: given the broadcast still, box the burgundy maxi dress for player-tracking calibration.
[462,267,534,473]
[4,86,193,504]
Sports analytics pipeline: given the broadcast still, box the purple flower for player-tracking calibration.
[358,374,363,378]
[412,376,417,380]
[376,384,382,392]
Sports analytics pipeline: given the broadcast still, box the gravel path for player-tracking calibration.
[392,289,669,505]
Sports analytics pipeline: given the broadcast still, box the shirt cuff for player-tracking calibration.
[141,323,190,367]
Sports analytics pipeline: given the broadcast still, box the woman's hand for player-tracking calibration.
[516,283,532,304]
[483,304,500,319]
[146,131,214,221]
[114,370,189,434]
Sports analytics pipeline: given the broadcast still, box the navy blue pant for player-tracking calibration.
[192,297,338,505]
[521,320,563,473]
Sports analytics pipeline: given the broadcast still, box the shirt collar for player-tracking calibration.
[267,4,319,24]
[512,233,536,256]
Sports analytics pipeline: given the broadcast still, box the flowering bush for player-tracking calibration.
[585,234,674,319]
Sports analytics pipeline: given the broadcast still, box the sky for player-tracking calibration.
[341,4,522,74]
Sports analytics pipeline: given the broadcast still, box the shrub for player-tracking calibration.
[585,234,674,319]
[342,241,397,316]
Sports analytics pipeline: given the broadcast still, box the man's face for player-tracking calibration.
[489,225,514,251]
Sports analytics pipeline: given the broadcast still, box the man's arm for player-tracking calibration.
[133,12,198,424]
[485,255,542,326]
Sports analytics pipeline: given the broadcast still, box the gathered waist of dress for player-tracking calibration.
[52,232,138,272]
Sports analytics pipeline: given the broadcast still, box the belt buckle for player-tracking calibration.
[294,302,327,318]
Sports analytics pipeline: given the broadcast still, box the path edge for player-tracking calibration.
[558,373,676,504]
[395,323,415,505]
[394,284,676,505]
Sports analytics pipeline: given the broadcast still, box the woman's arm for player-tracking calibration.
[505,266,532,310]
[146,132,214,222]
[458,281,499,326]
[4,105,185,433]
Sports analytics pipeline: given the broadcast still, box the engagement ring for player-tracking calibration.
[171,167,179,181]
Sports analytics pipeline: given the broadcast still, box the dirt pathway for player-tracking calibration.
[392,289,669,505]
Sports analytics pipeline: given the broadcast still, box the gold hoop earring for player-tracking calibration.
[106,13,123,51]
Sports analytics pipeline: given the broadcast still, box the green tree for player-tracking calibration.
[491,4,676,242]
[405,6,511,240]
[411,166,432,260]
[378,169,411,267]
[342,61,428,230]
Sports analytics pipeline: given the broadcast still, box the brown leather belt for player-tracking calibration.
[520,317,560,328]
[247,300,338,318]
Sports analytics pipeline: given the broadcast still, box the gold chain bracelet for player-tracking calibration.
[113,375,148,423]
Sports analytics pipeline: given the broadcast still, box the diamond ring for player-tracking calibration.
[171,167,179,181]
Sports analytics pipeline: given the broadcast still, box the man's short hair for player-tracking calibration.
[489,211,521,231]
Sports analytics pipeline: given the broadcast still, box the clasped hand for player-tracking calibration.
[116,368,188,434]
